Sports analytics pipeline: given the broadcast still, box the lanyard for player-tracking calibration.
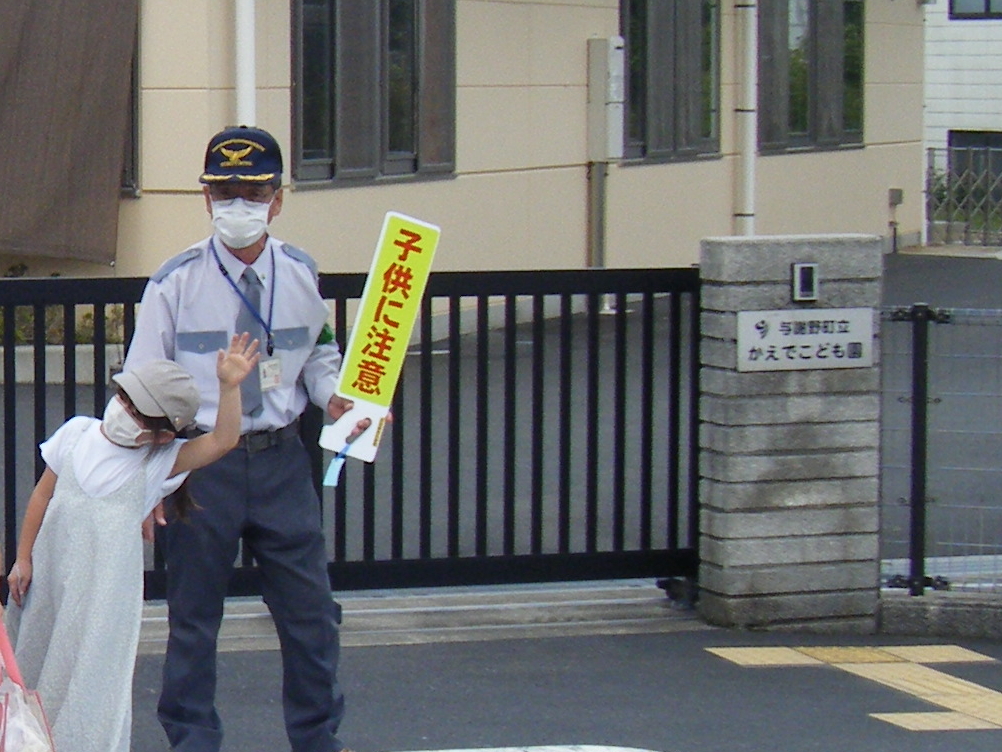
[210,238,276,356]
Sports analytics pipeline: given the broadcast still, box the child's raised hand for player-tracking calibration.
[217,332,261,386]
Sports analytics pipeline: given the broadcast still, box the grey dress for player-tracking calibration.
[7,421,154,752]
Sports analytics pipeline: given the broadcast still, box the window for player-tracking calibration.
[950,130,1002,151]
[121,24,139,196]
[121,41,139,196]
[951,0,1002,18]
[759,0,864,152]
[293,0,455,183]
[621,0,720,160]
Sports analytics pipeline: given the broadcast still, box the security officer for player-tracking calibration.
[125,125,361,752]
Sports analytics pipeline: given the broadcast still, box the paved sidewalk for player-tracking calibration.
[896,243,1002,259]
[136,579,700,655]
[132,580,1002,752]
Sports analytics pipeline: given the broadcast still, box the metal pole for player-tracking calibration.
[908,303,930,596]
[734,0,757,236]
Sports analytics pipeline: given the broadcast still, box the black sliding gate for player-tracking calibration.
[1,268,700,599]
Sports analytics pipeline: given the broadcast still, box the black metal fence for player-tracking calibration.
[880,304,1002,596]
[1,268,700,599]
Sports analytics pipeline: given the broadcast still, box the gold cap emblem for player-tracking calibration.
[213,139,263,168]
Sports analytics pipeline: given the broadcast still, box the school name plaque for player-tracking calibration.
[735,307,874,372]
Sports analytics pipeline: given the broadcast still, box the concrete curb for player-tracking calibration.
[878,589,1002,640]
[897,244,1002,259]
[138,579,710,655]
[138,582,1002,654]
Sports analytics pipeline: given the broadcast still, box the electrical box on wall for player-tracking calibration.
[587,36,625,162]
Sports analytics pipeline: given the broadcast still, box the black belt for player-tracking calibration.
[185,418,300,454]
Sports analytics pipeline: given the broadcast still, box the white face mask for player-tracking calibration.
[211,197,272,249]
[101,396,153,448]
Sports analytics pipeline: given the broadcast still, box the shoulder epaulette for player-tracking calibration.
[281,243,318,277]
[149,247,202,283]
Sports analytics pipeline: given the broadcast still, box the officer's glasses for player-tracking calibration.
[209,185,276,204]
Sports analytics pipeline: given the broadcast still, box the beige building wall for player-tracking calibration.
[95,0,924,278]
[606,1,925,268]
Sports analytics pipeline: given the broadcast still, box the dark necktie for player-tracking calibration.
[235,267,263,416]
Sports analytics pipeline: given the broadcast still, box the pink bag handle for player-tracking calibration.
[0,618,24,687]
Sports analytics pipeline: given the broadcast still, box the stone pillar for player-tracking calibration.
[698,235,882,632]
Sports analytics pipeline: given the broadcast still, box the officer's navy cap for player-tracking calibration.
[199,125,283,184]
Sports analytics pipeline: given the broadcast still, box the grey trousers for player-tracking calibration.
[157,435,344,752]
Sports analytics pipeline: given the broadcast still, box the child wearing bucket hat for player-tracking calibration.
[3,333,260,752]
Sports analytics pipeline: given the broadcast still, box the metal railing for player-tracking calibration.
[1,268,701,598]
[926,146,1002,247]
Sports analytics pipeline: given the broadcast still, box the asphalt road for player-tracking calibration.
[133,620,1002,752]
[883,250,1002,308]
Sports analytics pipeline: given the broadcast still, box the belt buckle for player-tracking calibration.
[244,431,273,454]
[241,421,298,454]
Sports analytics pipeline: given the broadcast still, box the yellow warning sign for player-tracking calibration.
[319,212,441,464]
[339,212,440,407]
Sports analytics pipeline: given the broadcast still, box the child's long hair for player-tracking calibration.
[115,388,198,519]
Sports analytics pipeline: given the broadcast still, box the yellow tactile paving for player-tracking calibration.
[838,662,987,698]
[933,693,1002,726]
[704,647,823,666]
[879,645,997,664]
[796,646,903,664]
[869,712,1002,731]
[708,644,1002,733]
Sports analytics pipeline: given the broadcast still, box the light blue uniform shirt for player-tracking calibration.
[124,234,342,433]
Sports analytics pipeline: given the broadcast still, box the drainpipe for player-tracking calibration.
[734,1,758,236]
[235,0,256,125]
[587,161,607,270]
[586,36,624,313]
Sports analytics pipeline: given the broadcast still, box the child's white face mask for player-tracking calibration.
[101,396,153,447]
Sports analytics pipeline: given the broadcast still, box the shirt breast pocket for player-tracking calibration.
[272,326,309,351]
[177,330,228,354]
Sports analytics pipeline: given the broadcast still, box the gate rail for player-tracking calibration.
[1,268,700,599]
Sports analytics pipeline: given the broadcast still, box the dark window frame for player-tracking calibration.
[758,0,864,154]
[949,130,1002,151]
[292,0,455,185]
[121,25,139,197]
[621,0,721,162]
[950,0,1002,19]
